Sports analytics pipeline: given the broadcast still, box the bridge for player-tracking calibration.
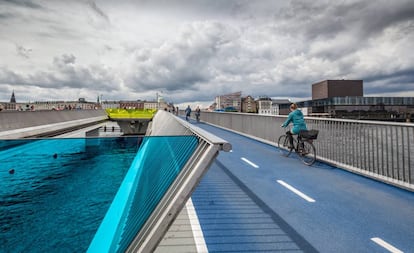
[0,109,413,253]
[177,117,414,253]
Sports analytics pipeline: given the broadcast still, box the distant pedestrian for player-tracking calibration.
[185,105,191,121]
[195,106,201,123]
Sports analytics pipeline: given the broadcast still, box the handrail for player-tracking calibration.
[199,111,414,192]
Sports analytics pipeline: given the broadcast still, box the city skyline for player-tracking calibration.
[1,0,413,106]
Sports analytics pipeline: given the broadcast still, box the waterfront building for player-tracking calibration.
[214,91,242,111]
[119,100,145,109]
[10,90,16,103]
[279,80,414,121]
[300,96,414,121]
[257,96,272,115]
[101,101,119,109]
[32,99,99,110]
[0,91,17,110]
[257,97,291,116]
[241,95,257,113]
[271,99,291,115]
[1,99,99,111]
[144,101,159,110]
[312,80,363,100]
[0,90,172,112]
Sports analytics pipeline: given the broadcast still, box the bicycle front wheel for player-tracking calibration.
[277,135,295,157]
[298,140,316,166]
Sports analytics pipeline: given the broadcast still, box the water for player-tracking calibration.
[0,137,141,253]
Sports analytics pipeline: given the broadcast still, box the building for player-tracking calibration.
[101,101,120,109]
[0,91,17,110]
[285,80,414,121]
[241,95,257,113]
[257,96,272,115]
[312,80,363,100]
[10,90,16,103]
[31,99,99,110]
[214,91,242,112]
[271,99,291,115]
[119,100,145,109]
[144,101,159,110]
[1,91,100,111]
[302,96,414,121]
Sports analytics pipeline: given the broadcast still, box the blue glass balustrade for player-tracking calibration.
[88,135,199,253]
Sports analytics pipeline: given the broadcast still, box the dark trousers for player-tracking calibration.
[286,131,294,147]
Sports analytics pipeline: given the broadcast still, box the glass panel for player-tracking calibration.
[88,135,199,253]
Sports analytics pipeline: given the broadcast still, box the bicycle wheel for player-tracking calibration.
[298,140,316,166]
[277,135,295,157]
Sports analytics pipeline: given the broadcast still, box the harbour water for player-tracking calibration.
[0,137,141,253]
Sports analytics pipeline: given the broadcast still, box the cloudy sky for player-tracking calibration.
[1,0,413,107]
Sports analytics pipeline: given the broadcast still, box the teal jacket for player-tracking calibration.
[281,109,307,134]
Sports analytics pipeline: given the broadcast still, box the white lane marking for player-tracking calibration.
[187,198,209,253]
[371,237,403,253]
[241,157,259,168]
[277,180,316,203]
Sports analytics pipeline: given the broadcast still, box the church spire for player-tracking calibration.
[10,90,16,103]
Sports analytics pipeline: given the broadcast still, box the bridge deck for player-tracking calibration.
[2,117,413,252]
[160,119,414,253]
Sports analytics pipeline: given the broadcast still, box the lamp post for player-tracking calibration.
[156,92,159,110]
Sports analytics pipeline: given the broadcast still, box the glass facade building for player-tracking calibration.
[282,96,414,121]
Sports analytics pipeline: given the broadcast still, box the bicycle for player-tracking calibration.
[277,129,319,166]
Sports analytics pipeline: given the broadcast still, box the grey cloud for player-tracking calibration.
[363,69,414,94]
[16,44,32,58]
[129,0,249,15]
[0,54,120,92]
[1,0,43,9]
[126,21,236,92]
[123,0,414,102]
[53,54,76,66]
[0,12,14,20]
[87,0,109,22]
[1,0,413,103]
[275,0,414,41]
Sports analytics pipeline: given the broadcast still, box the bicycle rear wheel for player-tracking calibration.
[277,135,295,157]
[298,140,316,166]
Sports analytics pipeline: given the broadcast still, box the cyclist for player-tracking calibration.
[281,103,307,148]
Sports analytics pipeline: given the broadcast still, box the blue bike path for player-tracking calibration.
[191,121,414,253]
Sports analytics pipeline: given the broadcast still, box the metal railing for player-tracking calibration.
[199,111,414,191]
[88,110,231,253]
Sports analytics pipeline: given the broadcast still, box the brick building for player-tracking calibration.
[312,80,363,100]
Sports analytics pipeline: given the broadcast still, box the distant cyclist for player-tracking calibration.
[185,105,192,121]
[281,103,307,147]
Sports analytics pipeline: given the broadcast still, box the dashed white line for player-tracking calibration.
[241,157,259,168]
[277,180,316,202]
[371,237,403,253]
